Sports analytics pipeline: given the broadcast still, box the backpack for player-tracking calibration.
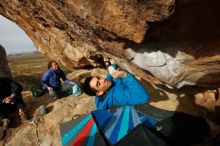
[31,82,45,97]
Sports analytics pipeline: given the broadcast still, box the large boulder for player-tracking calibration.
[0,0,220,88]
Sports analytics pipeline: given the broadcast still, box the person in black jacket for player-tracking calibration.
[0,77,28,139]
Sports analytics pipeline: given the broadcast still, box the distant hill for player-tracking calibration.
[7,51,43,59]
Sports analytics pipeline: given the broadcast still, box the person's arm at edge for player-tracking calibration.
[6,78,22,102]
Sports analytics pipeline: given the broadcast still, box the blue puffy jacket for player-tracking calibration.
[95,64,149,110]
[42,68,71,90]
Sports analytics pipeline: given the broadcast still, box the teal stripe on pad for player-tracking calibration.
[62,114,92,146]
[117,106,130,141]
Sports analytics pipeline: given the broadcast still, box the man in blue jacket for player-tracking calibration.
[82,63,149,110]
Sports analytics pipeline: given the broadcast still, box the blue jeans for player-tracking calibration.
[49,83,73,98]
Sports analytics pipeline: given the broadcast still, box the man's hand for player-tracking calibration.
[108,66,126,78]
[2,94,15,104]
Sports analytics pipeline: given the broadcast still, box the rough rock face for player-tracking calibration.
[132,0,220,88]
[2,92,95,146]
[0,0,220,88]
[0,44,11,77]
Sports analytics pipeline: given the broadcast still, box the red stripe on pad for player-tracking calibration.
[72,118,94,146]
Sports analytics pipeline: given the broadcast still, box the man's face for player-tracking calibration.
[90,76,112,93]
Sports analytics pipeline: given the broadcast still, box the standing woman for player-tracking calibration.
[42,60,74,99]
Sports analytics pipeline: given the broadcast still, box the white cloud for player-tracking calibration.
[0,15,37,54]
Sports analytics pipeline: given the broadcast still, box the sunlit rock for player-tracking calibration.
[0,0,220,88]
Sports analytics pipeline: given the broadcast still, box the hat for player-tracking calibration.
[72,83,83,96]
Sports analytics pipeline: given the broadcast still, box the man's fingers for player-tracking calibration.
[108,66,117,77]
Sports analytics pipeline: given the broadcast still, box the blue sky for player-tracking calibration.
[0,15,36,54]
